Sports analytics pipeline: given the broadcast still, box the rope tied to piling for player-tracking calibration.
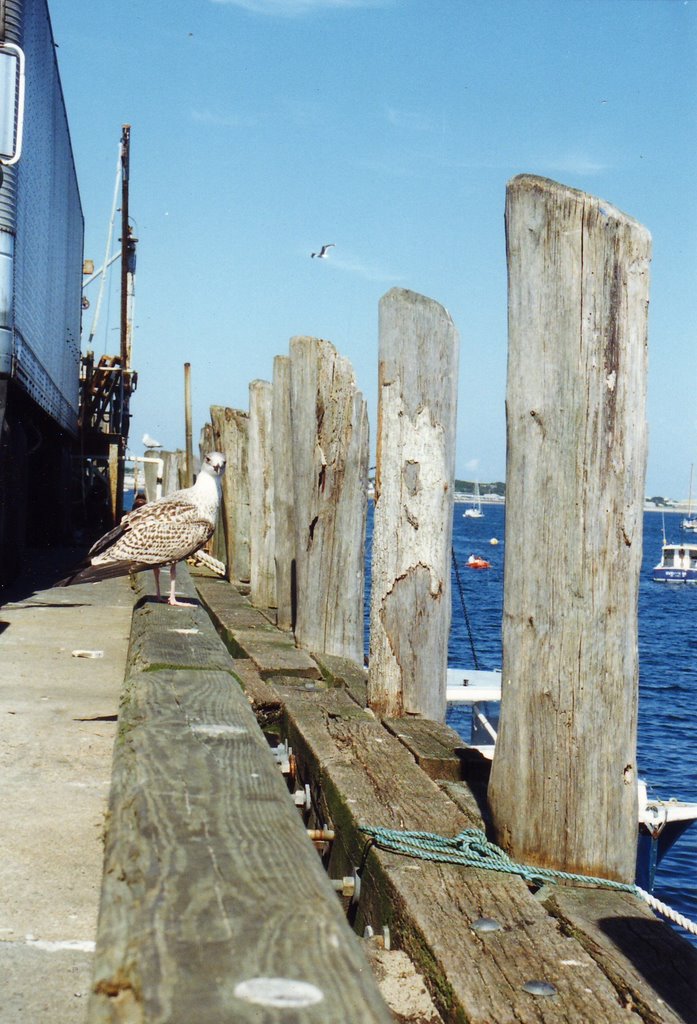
[359,825,697,936]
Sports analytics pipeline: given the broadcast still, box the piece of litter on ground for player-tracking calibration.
[169,628,200,635]
[71,650,104,658]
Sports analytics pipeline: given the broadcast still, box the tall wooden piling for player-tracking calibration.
[210,406,251,583]
[289,336,369,663]
[248,380,276,608]
[272,355,295,629]
[368,288,459,721]
[488,175,651,883]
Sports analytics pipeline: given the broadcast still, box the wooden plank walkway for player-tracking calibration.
[194,570,697,1024]
[87,568,393,1024]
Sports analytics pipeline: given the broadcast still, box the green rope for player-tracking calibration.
[359,826,638,894]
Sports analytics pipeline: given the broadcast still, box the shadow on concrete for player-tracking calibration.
[0,546,89,607]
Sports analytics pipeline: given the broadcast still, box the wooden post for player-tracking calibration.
[289,336,369,664]
[159,450,185,496]
[210,406,251,583]
[488,175,651,883]
[108,442,119,525]
[199,423,226,564]
[272,355,295,630]
[142,449,160,502]
[367,289,459,720]
[248,380,276,609]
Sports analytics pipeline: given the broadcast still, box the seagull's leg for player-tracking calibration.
[153,566,162,601]
[167,562,178,605]
[166,562,196,607]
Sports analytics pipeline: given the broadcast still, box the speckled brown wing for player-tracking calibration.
[92,497,214,568]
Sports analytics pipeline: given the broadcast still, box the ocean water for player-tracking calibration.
[365,504,697,942]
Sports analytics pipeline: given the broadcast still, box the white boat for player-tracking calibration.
[652,539,697,583]
[446,667,697,889]
[463,481,484,518]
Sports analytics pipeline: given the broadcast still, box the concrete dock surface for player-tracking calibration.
[0,549,135,1023]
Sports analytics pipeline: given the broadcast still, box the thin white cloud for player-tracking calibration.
[352,155,425,178]
[386,105,438,133]
[211,0,388,15]
[437,151,609,175]
[191,108,257,128]
[465,458,480,473]
[311,250,402,283]
[280,96,325,127]
[538,152,608,176]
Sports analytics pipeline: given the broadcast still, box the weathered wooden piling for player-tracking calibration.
[248,380,276,608]
[210,405,251,583]
[272,354,295,629]
[368,288,459,721]
[199,423,227,563]
[488,175,651,882]
[289,336,369,664]
[142,447,161,501]
[154,449,185,496]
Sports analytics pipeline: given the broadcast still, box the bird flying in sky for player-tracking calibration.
[57,451,226,606]
[311,243,335,259]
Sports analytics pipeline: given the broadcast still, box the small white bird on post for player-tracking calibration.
[57,451,226,606]
[142,433,162,448]
[311,243,335,259]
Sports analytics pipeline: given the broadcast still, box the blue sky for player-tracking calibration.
[50,0,696,496]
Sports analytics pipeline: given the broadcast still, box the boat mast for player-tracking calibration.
[687,464,694,519]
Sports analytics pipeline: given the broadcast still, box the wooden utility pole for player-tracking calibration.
[113,123,132,521]
[289,336,369,663]
[184,362,193,486]
[488,176,651,883]
[367,289,459,721]
[119,125,130,375]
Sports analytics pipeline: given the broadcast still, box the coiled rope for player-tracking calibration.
[189,550,227,576]
[359,825,697,936]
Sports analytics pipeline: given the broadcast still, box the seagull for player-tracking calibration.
[56,451,226,606]
[142,433,162,448]
[311,243,335,259]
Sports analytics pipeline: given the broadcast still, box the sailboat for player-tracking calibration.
[682,464,697,533]
[463,481,484,519]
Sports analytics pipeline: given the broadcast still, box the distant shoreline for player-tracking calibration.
[454,493,695,514]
